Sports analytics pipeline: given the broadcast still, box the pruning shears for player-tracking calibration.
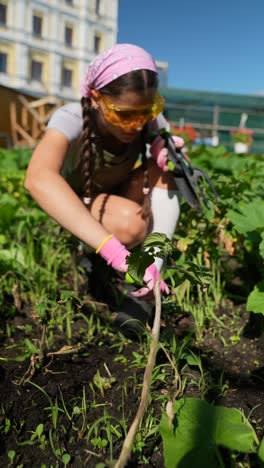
[151,129,221,211]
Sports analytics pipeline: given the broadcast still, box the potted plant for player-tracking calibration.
[230,127,253,154]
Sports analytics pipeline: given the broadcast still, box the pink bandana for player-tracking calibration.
[80,43,157,98]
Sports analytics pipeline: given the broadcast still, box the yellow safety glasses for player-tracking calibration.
[98,92,165,130]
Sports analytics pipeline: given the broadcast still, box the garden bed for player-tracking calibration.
[1,146,264,467]
[1,292,264,467]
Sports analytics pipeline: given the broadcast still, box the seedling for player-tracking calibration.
[93,364,116,396]
[7,450,16,465]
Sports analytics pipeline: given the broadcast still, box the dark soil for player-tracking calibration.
[1,289,264,467]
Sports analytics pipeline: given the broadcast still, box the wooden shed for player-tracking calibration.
[0,84,62,148]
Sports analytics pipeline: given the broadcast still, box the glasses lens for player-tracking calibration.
[152,93,165,117]
[99,93,165,129]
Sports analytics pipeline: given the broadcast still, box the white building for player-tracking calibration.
[156,60,168,88]
[0,0,119,101]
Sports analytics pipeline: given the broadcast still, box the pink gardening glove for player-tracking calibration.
[98,236,130,273]
[131,263,169,298]
[150,135,185,171]
[98,236,169,299]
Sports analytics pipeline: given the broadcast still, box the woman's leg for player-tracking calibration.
[88,161,177,334]
[89,159,179,250]
[90,194,149,248]
[120,159,181,270]
[120,159,180,236]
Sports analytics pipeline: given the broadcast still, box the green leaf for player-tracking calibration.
[159,398,257,468]
[126,248,153,285]
[60,290,79,302]
[24,338,39,354]
[35,303,48,321]
[247,281,264,314]
[170,262,212,287]
[227,199,264,235]
[143,232,174,256]
[174,279,190,303]
[0,148,32,170]
[258,436,264,463]
[0,194,19,228]
[62,453,71,465]
[0,234,7,245]
[7,450,16,462]
[0,247,26,268]
[182,350,202,367]
[36,423,44,437]
[0,155,18,171]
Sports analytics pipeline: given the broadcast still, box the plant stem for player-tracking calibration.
[114,281,162,468]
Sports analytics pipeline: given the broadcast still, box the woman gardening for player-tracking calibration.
[25,43,184,318]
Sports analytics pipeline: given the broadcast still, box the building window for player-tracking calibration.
[94,34,101,54]
[65,25,73,47]
[31,60,43,81]
[62,67,73,88]
[0,52,7,73]
[95,0,100,15]
[33,14,42,37]
[0,3,7,25]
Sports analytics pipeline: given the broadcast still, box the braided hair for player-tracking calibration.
[80,69,158,216]
[80,97,104,205]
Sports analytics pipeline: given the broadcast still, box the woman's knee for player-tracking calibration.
[117,205,149,247]
[90,194,149,247]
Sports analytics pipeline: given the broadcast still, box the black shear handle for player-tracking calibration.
[164,131,195,177]
[153,129,221,209]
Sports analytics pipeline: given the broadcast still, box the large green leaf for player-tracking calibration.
[247,281,264,314]
[126,233,174,284]
[168,262,212,287]
[0,194,19,228]
[143,232,174,257]
[126,247,153,285]
[0,158,18,171]
[227,199,264,235]
[0,247,26,267]
[258,436,264,463]
[159,398,257,468]
[0,148,32,170]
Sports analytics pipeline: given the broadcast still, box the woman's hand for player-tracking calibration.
[130,263,169,299]
[97,235,130,272]
[150,135,185,171]
[97,236,169,300]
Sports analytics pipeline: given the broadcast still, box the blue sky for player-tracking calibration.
[117,0,264,96]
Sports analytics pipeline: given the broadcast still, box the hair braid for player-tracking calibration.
[80,97,96,205]
[141,127,151,219]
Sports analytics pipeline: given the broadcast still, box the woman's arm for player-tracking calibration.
[24,129,111,250]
